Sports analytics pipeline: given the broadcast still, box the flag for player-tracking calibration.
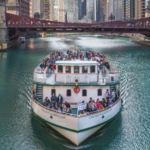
[78,102,87,111]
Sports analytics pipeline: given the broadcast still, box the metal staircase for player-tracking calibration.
[36,85,43,103]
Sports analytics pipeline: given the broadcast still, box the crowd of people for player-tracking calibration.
[33,88,116,117]
[34,93,72,115]
[39,50,110,72]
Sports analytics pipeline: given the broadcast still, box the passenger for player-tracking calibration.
[33,92,38,101]
[88,100,97,111]
[66,108,71,115]
[51,93,57,106]
[96,99,101,109]
[106,89,110,106]
[56,107,61,113]
[54,103,58,110]
[65,101,71,108]
[62,105,66,113]
[80,110,87,117]
[112,89,116,102]
[99,104,104,110]
[45,97,50,104]
[42,99,47,107]
[108,99,114,107]
[47,103,50,109]
[58,104,63,111]
[57,94,63,106]
[50,105,54,111]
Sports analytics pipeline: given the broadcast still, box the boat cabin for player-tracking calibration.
[55,61,98,83]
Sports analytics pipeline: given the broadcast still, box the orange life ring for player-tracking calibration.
[74,87,80,93]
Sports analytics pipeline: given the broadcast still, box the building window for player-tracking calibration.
[66,66,71,73]
[82,89,87,96]
[58,66,63,73]
[82,66,88,73]
[98,89,102,96]
[74,66,79,73]
[66,89,71,96]
[90,66,95,73]
[51,89,56,95]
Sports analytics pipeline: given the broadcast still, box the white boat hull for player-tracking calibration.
[32,99,121,145]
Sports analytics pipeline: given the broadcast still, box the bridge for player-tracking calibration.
[6,13,150,40]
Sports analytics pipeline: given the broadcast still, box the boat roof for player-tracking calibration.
[55,61,98,66]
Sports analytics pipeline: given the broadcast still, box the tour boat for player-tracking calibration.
[31,50,121,145]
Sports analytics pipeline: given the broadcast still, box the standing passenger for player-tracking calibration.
[106,89,110,106]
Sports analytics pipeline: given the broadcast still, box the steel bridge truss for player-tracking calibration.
[6,13,150,40]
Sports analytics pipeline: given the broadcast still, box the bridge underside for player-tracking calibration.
[8,27,150,40]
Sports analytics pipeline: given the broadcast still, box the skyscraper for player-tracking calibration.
[146,0,150,17]
[42,0,51,20]
[18,0,30,16]
[135,0,145,19]
[31,0,43,18]
[93,0,100,23]
[122,0,135,21]
[78,0,86,20]
[86,0,94,20]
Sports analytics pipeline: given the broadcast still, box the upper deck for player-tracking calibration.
[33,51,119,86]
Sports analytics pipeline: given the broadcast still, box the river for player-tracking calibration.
[0,33,150,150]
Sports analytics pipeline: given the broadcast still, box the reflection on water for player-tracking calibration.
[0,34,150,150]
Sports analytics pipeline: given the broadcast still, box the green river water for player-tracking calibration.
[0,33,150,150]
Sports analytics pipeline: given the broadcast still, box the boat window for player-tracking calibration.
[51,89,56,95]
[74,66,79,73]
[82,89,87,96]
[58,66,63,73]
[82,66,88,73]
[111,77,114,81]
[98,89,102,96]
[66,66,71,73]
[66,89,71,96]
[90,66,95,73]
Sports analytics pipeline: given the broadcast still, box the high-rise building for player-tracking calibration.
[78,0,86,20]
[146,0,150,17]
[104,0,109,22]
[18,0,30,16]
[31,0,43,19]
[93,0,100,23]
[135,0,145,19]
[122,0,135,21]
[6,0,20,15]
[42,0,51,20]
[108,0,122,21]
[86,0,94,20]
[51,0,78,23]
[64,0,78,22]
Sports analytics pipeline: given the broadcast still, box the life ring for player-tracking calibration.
[53,64,56,70]
[74,87,80,93]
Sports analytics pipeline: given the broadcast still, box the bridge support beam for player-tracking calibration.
[0,5,8,51]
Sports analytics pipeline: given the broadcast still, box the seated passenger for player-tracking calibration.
[88,100,97,112]
[50,105,54,111]
[65,101,70,108]
[96,99,102,109]
[45,97,50,104]
[42,100,47,107]
[80,110,87,117]
[66,108,71,115]
[62,105,66,113]
[47,103,50,109]
[108,99,114,107]
[54,103,58,110]
[33,93,38,101]
[56,107,61,113]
